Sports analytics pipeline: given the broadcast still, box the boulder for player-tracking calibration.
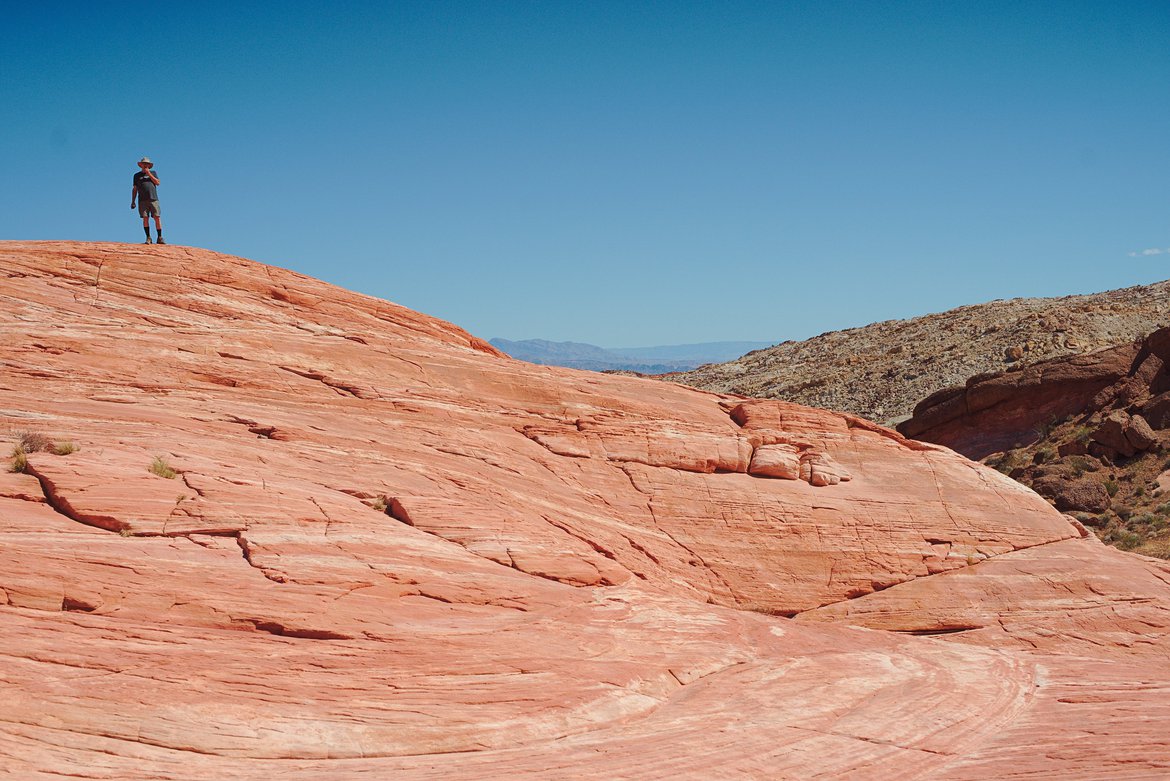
[1142,392,1170,430]
[1093,411,1137,458]
[747,443,801,480]
[1126,414,1158,452]
[1030,475,1111,513]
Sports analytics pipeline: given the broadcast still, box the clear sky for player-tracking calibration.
[2,1,1167,347]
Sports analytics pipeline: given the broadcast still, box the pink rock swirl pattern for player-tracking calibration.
[2,241,1169,780]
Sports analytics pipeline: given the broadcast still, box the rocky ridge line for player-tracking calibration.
[669,280,1170,425]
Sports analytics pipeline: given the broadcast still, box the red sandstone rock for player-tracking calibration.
[900,326,1170,461]
[747,442,801,479]
[2,242,1169,779]
[899,343,1138,459]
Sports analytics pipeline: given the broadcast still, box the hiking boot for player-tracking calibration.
[156,237,166,245]
[143,237,153,244]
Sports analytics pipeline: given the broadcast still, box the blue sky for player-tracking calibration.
[2,1,1167,347]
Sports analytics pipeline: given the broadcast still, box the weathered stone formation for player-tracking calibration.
[899,328,1170,462]
[3,242,1170,780]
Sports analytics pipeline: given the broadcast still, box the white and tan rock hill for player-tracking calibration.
[670,281,1170,425]
[4,242,1170,780]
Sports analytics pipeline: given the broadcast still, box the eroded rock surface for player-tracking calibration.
[2,242,1169,779]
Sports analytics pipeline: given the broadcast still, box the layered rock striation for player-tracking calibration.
[3,242,1170,779]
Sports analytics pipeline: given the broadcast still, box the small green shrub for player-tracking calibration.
[1111,530,1143,551]
[1105,479,1120,497]
[1033,446,1057,465]
[993,449,1027,474]
[149,456,177,479]
[1067,455,1099,477]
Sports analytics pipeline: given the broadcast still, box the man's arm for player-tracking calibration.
[131,183,137,207]
[146,170,159,185]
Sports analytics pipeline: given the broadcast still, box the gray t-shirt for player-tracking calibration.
[134,170,158,201]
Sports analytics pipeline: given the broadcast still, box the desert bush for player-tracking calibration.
[1104,479,1120,497]
[370,496,387,512]
[1033,418,1057,440]
[149,456,177,479]
[1110,530,1143,551]
[9,447,27,473]
[17,431,55,453]
[51,441,77,456]
[1033,446,1058,465]
[993,449,1028,474]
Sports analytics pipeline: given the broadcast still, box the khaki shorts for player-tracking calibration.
[138,200,161,218]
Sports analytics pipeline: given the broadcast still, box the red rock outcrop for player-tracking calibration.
[899,326,1170,462]
[3,242,1170,779]
[897,326,1170,557]
[897,343,1140,459]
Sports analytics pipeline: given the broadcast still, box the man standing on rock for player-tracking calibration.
[131,157,165,245]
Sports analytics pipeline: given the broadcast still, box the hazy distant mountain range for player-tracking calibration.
[489,338,773,374]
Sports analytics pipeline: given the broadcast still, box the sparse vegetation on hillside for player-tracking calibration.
[8,430,78,472]
[670,280,1170,425]
[985,414,1170,560]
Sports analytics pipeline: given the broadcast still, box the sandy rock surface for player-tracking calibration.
[3,242,1170,779]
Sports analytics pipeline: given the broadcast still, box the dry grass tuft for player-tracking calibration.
[149,456,177,479]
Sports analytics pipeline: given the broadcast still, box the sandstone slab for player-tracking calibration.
[1,242,1168,779]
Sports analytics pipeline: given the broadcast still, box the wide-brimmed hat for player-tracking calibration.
[138,157,154,168]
